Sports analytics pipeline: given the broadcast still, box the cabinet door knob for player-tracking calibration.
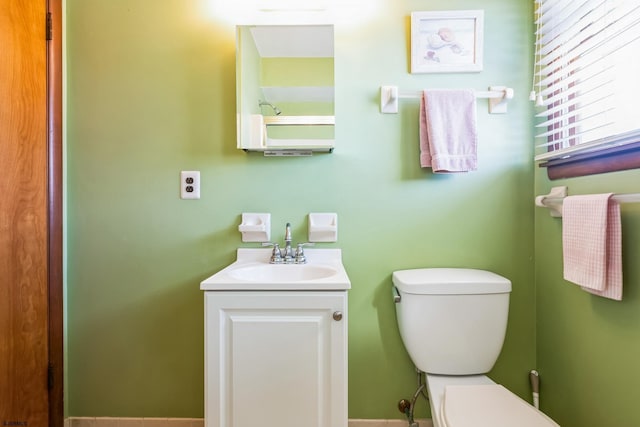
[333,311,343,321]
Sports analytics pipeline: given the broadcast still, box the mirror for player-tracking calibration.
[236,25,335,153]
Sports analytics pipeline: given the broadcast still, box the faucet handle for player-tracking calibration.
[294,242,315,264]
[262,242,283,264]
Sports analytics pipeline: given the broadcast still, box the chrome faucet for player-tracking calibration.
[282,222,294,263]
[263,222,313,264]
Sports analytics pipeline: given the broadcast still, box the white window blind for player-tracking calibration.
[533,0,640,162]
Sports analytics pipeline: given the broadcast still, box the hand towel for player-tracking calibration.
[562,194,623,300]
[419,89,478,173]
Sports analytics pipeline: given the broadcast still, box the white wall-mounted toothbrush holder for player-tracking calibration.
[238,213,271,242]
[308,213,338,242]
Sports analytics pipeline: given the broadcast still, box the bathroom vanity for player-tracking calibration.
[201,249,350,427]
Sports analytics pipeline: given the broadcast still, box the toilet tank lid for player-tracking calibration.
[392,268,511,295]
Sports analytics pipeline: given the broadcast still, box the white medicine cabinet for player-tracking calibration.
[235,25,336,154]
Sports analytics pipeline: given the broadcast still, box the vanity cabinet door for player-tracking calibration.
[204,291,347,427]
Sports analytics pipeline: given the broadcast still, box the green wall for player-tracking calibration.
[65,0,535,419]
[535,169,640,427]
[261,57,334,87]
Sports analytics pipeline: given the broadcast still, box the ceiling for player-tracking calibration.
[249,25,334,58]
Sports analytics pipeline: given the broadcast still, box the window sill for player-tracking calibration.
[539,141,640,180]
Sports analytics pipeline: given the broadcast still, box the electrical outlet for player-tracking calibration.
[180,171,200,199]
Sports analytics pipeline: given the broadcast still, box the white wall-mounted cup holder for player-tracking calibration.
[308,213,338,242]
[239,213,271,242]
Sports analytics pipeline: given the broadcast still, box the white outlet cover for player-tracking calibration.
[180,171,200,199]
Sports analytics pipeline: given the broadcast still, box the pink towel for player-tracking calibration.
[419,89,478,173]
[562,194,623,300]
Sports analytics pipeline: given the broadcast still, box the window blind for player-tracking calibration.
[533,0,640,162]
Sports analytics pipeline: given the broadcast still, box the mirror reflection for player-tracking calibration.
[236,25,335,152]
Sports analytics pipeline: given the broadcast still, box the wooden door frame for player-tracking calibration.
[48,0,64,425]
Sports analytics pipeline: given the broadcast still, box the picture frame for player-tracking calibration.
[410,10,484,73]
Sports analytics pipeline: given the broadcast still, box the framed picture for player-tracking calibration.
[411,10,484,73]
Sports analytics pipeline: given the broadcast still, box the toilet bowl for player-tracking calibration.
[392,268,559,427]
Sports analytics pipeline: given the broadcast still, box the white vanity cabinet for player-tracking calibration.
[204,290,348,427]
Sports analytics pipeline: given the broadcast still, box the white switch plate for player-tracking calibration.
[180,171,200,199]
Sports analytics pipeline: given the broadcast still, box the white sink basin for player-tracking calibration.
[200,248,351,291]
[228,264,338,282]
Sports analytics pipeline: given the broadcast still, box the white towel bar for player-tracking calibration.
[535,186,640,217]
[380,85,514,114]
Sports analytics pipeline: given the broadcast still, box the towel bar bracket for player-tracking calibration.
[535,186,568,217]
[488,86,514,114]
[380,85,399,114]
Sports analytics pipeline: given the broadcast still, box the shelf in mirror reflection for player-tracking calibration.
[263,115,335,126]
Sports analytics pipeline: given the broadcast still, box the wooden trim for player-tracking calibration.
[47,0,64,424]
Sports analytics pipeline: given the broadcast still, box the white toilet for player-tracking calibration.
[392,268,560,427]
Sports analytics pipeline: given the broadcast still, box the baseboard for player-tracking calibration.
[65,417,433,427]
[66,418,204,427]
[349,419,433,427]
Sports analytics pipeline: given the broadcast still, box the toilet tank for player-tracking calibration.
[392,268,511,375]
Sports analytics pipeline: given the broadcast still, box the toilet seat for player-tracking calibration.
[439,384,560,427]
